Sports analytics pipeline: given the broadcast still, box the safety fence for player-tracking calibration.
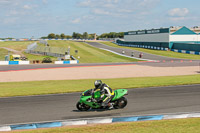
[116,40,200,55]
[2,38,94,41]
[39,40,48,46]
[115,42,169,51]
[171,42,200,52]
[25,42,67,57]
[171,49,200,55]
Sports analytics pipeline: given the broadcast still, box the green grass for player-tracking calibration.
[0,41,31,51]
[0,48,13,61]
[23,52,57,62]
[9,118,200,133]
[0,41,53,61]
[0,40,139,63]
[46,40,139,63]
[100,41,200,60]
[0,74,200,97]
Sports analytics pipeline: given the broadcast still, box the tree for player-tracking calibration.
[60,33,65,39]
[65,35,72,39]
[88,34,95,39]
[97,32,124,39]
[118,32,124,38]
[72,32,77,39]
[55,34,61,39]
[83,32,88,39]
[41,36,48,39]
[76,33,83,39]
[72,32,83,39]
[48,33,55,39]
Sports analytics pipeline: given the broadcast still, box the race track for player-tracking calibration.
[0,41,199,72]
[86,42,199,61]
[0,42,199,126]
[0,84,200,125]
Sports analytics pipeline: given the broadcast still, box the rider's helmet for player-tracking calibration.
[94,80,102,89]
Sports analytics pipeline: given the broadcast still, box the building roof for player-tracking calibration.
[171,26,197,35]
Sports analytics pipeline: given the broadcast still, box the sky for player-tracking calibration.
[0,0,200,38]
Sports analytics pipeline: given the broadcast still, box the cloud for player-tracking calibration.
[71,18,81,24]
[42,0,48,4]
[23,5,32,9]
[0,0,21,5]
[92,8,111,15]
[168,8,189,22]
[168,8,189,17]
[78,0,160,17]
[3,17,18,24]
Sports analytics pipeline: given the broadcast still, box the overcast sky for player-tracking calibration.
[0,0,199,38]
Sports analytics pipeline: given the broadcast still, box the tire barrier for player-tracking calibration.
[171,49,200,55]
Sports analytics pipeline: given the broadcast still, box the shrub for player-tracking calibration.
[42,57,52,63]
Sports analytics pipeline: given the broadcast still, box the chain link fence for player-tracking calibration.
[26,42,67,57]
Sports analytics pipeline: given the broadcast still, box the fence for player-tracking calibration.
[116,40,200,53]
[116,40,168,51]
[26,42,67,57]
[39,40,48,46]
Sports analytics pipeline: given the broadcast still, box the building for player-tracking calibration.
[117,26,200,54]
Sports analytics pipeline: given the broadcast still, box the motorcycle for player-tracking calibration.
[76,89,128,111]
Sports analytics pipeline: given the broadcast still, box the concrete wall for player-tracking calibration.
[124,33,169,42]
[0,61,30,65]
[170,35,199,42]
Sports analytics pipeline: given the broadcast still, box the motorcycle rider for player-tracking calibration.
[93,80,115,109]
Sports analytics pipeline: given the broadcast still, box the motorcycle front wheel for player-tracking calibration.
[76,102,91,111]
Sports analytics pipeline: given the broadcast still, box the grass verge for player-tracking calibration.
[47,40,139,63]
[0,74,200,97]
[8,118,200,133]
[100,41,200,60]
[0,41,139,63]
[0,48,13,61]
[0,41,31,51]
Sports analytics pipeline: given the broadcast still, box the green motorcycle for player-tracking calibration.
[76,89,128,111]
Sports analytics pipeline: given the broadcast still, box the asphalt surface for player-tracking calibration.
[0,84,200,125]
[0,41,199,71]
[86,42,199,61]
[0,61,200,72]
[0,42,199,125]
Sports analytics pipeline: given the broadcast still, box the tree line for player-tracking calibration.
[41,32,124,39]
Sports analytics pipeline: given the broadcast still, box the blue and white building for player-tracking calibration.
[118,26,200,54]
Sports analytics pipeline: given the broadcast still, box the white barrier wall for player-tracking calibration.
[54,60,79,64]
[170,35,199,42]
[0,61,30,65]
[19,61,30,65]
[0,61,9,65]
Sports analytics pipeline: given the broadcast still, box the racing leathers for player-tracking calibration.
[94,83,115,107]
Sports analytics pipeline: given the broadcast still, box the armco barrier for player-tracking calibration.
[0,61,30,65]
[116,43,169,51]
[171,49,200,55]
[54,60,79,64]
[1,112,200,131]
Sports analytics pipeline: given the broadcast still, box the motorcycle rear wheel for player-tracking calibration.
[76,102,91,111]
[114,97,127,109]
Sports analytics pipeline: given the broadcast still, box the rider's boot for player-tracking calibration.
[108,102,114,110]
